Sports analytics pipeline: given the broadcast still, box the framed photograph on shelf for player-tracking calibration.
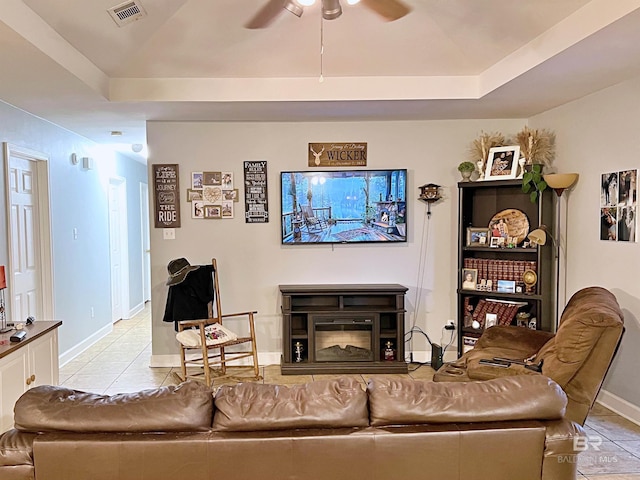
[489,236,504,248]
[496,280,516,293]
[462,268,478,290]
[485,146,520,180]
[466,227,489,246]
[485,313,498,329]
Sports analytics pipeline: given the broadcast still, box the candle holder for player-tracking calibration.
[294,341,304,363]
[383,341,396,361]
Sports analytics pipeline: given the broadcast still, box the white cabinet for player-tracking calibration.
[0,322,60,433]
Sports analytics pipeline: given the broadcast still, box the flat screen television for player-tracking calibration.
[280,169,407,244]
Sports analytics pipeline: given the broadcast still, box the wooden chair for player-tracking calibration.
[173,258,261,387]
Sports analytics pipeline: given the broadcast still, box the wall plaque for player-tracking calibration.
[244,161,269,223]
[152,164,181,228]
[308,142,367,167]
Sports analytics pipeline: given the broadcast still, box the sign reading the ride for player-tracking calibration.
[153,164,181,228]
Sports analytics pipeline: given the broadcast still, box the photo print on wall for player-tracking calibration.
[600,169,637,242]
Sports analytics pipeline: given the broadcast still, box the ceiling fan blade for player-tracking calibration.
[360,0,411,22]
[245,0,287,29]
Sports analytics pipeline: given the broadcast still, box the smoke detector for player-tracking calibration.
[107,0,146,27]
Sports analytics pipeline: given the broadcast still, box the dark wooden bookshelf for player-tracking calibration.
[457,179,555,355]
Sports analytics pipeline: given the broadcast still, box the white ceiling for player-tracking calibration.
[1,0,640,161]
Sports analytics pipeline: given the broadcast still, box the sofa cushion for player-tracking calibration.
[367,375,567,427]
[537,286,624,388]
[0,430,35,467]
[213,377,368,431]
[14,381,213,433]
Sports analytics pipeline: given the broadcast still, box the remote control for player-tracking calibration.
[10,330,27,342]
[479,358,510,368]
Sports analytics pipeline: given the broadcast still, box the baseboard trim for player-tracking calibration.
[128,302,145,319]
[597,389,640,426]
[59,323,113,366]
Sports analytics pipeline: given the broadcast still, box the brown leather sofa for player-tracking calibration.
[434,286,625,426]
[1,375,583,480]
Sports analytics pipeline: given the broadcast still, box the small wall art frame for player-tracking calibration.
[484,146,520,181]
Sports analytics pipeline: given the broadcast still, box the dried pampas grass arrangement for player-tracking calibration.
[469,131,506,163]
[516,126,556,167]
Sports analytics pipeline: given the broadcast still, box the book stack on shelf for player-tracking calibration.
[463,258,537,289]
[470,298,527,328]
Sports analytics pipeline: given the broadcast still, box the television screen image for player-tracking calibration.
[280,169,407,244]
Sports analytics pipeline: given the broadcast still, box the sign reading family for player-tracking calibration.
[244,161,269,223]
[152,164,180,228]
[308,142,367,167]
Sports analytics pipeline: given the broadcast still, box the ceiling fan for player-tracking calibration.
[245,0,411,29]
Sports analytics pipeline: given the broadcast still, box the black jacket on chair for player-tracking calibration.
[163,264,214,330]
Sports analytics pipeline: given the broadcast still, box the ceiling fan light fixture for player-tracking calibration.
[284,0,303,17]
[322,0,342,19]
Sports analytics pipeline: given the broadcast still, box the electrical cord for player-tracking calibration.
[411,203,432,332]
[406,203,432,359]
[404,326,433,367]
[440,326,456,358]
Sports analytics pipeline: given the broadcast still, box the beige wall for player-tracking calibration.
[147,118,524,364]
[530,76,640,408]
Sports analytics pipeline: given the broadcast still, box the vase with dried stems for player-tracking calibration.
[516,126,556,202]
[516,126,556,171]
[469,131,505,181]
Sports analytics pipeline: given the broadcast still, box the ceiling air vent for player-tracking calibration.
[107,0,146,27]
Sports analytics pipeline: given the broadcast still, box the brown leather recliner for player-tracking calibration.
[434,286,625,426]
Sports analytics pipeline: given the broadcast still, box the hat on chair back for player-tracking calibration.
[166,258,200,286]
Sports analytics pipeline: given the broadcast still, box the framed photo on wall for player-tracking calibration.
[485,146,520,180]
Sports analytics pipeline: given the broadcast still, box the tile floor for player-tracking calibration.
[59,304,640,480]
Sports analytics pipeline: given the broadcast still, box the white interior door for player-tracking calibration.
[4,144,53,323]
[108,177,129,322]
[140,182,151,303]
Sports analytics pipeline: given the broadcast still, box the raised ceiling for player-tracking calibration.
[1,0,640,160]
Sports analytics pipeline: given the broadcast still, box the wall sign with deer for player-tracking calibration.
[307,143,367,167]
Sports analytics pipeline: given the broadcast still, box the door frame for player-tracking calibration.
[108,176,130,322]
[140,182,151,303]
[3,143,54,322]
